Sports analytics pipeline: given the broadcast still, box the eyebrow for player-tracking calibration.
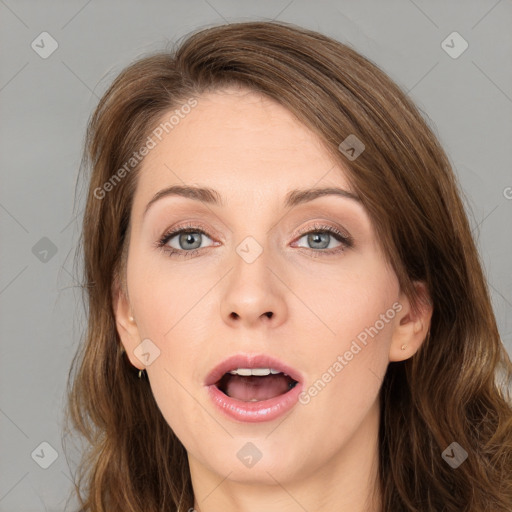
[143,184,361,217]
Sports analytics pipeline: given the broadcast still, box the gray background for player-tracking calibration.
[1,0,511,510]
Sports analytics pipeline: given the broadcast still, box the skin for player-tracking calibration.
[114,87,432,512]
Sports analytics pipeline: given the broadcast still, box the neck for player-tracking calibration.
[188,399,382,512]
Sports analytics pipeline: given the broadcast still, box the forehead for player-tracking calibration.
[132,88,354,213]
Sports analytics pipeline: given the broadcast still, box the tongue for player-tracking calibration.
[225,374,292,402]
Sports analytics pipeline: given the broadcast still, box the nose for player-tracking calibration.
[219,244,287,329]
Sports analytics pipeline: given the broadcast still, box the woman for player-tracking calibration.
[64,21,512,512]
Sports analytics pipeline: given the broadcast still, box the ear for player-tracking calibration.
[389,281,433,362]
[112,276,144,371]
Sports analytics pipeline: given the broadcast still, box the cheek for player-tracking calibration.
[128,263,211,443]
[128,248,211,340]
[294,260,398,411]
[127,254,217,399]
[295,313,393,454]
[286,254,399,351]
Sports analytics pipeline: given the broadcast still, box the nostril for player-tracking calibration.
[228,311,273,319]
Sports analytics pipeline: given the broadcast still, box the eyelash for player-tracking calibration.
[155,222,353,259]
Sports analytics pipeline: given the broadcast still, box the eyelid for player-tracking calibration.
[293,222,352,244]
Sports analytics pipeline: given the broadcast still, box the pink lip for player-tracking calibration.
[204,353,304,423]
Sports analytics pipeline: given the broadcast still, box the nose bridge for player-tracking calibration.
[231,233,273,300]
[219,232,287,327]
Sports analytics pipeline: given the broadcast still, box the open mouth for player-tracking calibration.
[205,355,304,422]
[215,369,299,402]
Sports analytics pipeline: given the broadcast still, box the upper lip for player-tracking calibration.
[204,353,304,387]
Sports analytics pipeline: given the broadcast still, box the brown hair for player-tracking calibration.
[64,20,512,511]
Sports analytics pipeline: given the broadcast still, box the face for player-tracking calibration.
[115,87,426,488]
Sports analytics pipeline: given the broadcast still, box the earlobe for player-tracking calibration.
[389,281,433,362]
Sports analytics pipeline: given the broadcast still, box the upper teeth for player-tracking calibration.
[228,368,285,376]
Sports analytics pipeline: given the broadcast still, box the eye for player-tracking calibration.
[155,222,353,259]
[155,223,216,259]
[292,223,353,257]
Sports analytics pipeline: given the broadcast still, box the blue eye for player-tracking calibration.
[155,222,353,259]
[291,223,353,257]
[296,230,343,250]
[156,225,214,259]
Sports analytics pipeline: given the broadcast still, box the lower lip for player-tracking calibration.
[206,382,303,423]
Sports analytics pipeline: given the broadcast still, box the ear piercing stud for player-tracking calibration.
[129,315,135,323]
[401,344,407,351]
